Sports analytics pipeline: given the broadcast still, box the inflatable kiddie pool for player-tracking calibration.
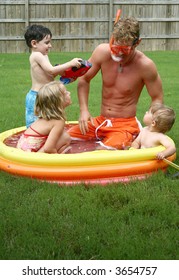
[0,123,176,185]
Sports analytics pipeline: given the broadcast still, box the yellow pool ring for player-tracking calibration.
[0,125,176,184]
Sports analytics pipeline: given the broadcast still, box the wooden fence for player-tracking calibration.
[0,0,179,53]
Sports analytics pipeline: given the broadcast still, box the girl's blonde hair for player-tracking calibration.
[151,103,175,133]
[35,81,67,121]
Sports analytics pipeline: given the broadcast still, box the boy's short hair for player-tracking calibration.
[24,24,52,48]
[152,104,176,133]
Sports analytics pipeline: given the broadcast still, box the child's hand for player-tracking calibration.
[156,152,165,160]
[70,58,82,68]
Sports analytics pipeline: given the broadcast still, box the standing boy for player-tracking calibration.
[24,24,81,127]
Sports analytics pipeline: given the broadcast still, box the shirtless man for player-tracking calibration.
[69,16,164,149]
[24,24,81,127]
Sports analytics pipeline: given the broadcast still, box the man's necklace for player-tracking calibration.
[118,64,123,73]
[118,51,136,73]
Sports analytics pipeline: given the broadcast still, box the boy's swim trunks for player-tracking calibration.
[25,89,38,128]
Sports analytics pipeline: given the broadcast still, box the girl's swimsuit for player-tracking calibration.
[17,126,48,152]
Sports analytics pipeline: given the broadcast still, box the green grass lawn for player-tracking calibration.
[0,52,179,260]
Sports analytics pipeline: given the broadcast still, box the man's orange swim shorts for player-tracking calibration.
[68,115,141,150]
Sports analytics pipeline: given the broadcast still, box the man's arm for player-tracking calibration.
[142,57,164,106]
[77,43,108,134]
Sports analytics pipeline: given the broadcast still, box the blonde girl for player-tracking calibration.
[17,81,71,154]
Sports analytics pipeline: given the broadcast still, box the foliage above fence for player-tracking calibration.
[0,0,179,53]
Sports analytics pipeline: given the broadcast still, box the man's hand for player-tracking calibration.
[79,111,94,135]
